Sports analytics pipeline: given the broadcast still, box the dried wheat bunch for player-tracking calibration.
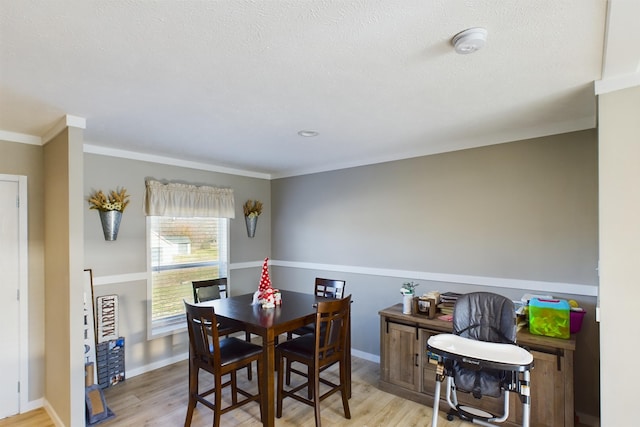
[88,187,130,212]
[243,199,263,217]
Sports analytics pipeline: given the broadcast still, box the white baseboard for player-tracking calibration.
[352,348,379,364]
[22,398,44,413]
[43,398,65,427]
[125,347,377,380]
[125,352,189,379]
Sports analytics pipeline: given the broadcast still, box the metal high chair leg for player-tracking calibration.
[427,333,533,427]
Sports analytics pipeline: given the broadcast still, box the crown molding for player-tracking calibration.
[272,117,596,179]
[0,130,41,145]
[41,114,86,145]
[595,72,640,95]
[1,114,87,146]
[83,144,271,180]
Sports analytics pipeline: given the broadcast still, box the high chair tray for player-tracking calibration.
[427,333,533,371]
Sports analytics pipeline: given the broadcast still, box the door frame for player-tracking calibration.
[0,174,29,413]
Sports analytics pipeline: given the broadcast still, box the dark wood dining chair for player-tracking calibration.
[286,278,346,340]
[276,295,352,427]
[183,301,264,427]
[192,278,254,380]
[192,277,227,303]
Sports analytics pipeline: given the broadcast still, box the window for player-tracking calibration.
[147,216,229,337]
[144,179,235,338]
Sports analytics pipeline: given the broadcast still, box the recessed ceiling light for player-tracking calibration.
[298,130,319,137]
[452,27,488,54]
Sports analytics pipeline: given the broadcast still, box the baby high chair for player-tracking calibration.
[427,292,534,427]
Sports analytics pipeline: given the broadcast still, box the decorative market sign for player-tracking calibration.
[96,295,119,343]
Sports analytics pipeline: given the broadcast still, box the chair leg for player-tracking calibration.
[245,332,253,381]
[340,360,351,419]
[276,351,284,418]
[257,359,264,422]
[312,368,322,427]
[307,364,312,399]
[285,359,292,385]
[214,373,222,427]
[184,363,198,427]
[231,371,238,405]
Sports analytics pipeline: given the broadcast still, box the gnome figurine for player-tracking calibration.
[254,257,280,308]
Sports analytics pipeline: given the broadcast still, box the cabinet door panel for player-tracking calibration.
[421,329,439,395]
[384,322,419,390]
[515,349,565,427]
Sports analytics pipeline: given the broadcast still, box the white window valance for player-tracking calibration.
[144,179,235,218]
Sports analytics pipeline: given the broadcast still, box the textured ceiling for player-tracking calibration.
[0,1,637,178]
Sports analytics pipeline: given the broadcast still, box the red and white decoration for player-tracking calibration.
[253,257,281,308]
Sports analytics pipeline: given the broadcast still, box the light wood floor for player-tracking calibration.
[0,354,473,427]
[0,408,55,427]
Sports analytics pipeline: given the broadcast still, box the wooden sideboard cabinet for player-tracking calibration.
[379,304,576,427]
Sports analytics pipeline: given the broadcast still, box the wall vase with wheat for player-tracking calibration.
[99,210,122,241]
[243,199,262,238]
[88,188,130,241]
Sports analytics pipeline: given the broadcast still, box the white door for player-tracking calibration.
[0,179,20,418]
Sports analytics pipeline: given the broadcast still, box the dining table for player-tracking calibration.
[197,289,352,427]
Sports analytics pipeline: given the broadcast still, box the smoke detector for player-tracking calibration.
[452,27,488,54]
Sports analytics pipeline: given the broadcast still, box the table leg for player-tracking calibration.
[262,330,276,427]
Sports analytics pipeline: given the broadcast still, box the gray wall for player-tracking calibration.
[84,153,270,372]
[270,129,599,417]
[272,131,598,284]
